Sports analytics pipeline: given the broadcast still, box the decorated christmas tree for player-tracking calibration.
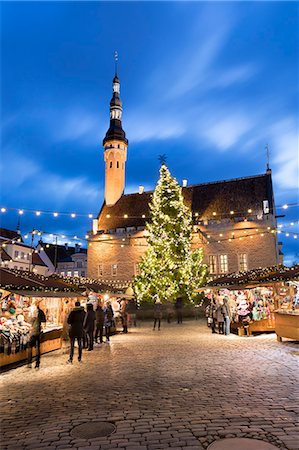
[133,164,207,303]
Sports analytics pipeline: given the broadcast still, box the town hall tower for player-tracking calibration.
[103,65,128,206]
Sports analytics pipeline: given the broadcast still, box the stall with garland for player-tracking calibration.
[0,268,85,368]
[0,269,125,367]
[205,264,299,337]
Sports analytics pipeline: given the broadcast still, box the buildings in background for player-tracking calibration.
[0,228,52,276]
[0,228,87,278]
[40,242,87,277]
[87,70,280,283]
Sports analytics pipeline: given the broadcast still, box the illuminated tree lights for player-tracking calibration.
[133,165,208,303]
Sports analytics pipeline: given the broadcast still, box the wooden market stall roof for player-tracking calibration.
[206,264,299,289]
[0,268,121,295]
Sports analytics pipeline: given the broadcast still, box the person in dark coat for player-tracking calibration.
[209,299,217,333]
[27,305,46,369]
[175,297,184,324]
[84,303,96,351]
[104,302,113,342]
[216,301,224,334]
[67,301,85,363]
[153,298,163,330]
[120,299,128,333]
[95,303,104,344]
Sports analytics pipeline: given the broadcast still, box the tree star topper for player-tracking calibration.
[158,154,167,166]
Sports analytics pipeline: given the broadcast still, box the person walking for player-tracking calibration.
[84,303,96,351]
[126,299,137,327]
[95,302,104,344]
[209,299,217,333]
[104,301,113,342]
[153,297,163,330]
[175,297,183,324]
[27,304,46,369]
[166,301,174,323]
[216,300,224,334]
[120,299,128,333]
[222,297,231,336]
[67,301,85,363]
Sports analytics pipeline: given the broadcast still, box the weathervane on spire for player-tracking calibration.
[265,144,270,171]
[114,51,118,75]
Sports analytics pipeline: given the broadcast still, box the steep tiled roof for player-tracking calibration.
[97,172,274,232]
[42,243,87,265]
[0,228,22,241]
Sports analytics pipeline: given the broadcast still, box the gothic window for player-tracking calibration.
[111,264,118,276]
[110,161,113,169]
[209,255,217,274]
[238,253,248,272]
[98,264,103,277]
[118,144,120,148]
[219,255,228,273]
[14,250,19,258]
[117,161,119,168]
[77,261,83,268]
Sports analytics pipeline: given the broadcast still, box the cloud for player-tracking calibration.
[126,112,185,143]
[0,150,101,209]
[198,112,253,151]
[270,118,298,191]
[209,64,258,89]
[52,109,101,145]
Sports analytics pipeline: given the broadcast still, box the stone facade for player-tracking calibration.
[88,218,279,282]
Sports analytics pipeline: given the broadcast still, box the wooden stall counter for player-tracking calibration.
[275,310,299,342]
[0,327,62,368]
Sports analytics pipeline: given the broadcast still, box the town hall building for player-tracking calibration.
[87,70,280,284]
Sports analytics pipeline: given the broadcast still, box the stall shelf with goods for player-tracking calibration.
[205,264,299,337]
[0,268,84,368]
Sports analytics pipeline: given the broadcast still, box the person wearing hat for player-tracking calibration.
[153,296,163,331]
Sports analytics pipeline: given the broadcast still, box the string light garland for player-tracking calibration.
[0,203,298,221]
[207,264,299,287]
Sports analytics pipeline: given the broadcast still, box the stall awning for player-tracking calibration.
[202,264,299,289]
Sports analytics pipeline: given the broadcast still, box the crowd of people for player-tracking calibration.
[26,298,138,368]
[66,298,137,364]
[153,296,185,330]
[205,296,232,336]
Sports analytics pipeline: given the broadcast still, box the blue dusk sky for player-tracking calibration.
[1,1,298,265]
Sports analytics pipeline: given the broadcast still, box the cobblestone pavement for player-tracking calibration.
[1,320,298,450]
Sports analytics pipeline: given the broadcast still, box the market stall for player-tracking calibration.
[0,268,84,368]
[205,264,299,337]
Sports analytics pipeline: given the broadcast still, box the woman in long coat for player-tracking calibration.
[216,301,224,334]
[83,303,96,351]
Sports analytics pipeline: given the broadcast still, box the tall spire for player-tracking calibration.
[102,54,129,206]
[103,53,128,146]
[114,50,118,76]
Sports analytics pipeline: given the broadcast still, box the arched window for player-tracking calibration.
[117,161,119,168]
[110,161,113,169]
